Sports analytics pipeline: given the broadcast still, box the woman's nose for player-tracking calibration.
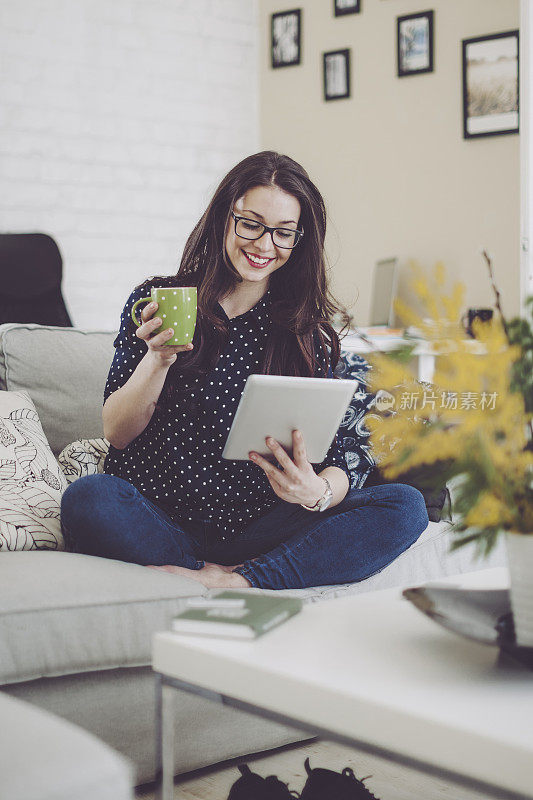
[254,231,276,252]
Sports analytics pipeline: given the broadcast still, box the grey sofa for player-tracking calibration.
[1,691,134,800]
[0,322,507,787]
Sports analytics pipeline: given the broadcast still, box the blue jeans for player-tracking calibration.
[60,474,428,590]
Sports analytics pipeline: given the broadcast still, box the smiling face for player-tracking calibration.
[225,185,301,290]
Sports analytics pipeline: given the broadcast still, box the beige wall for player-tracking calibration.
[259,0,520,325]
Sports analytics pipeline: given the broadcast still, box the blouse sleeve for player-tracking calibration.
[103,286,149,404]
[312,332,351,479]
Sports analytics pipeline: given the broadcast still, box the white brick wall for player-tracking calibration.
[0,0,259,329]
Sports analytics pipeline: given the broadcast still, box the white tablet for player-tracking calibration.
[222,374,357,463]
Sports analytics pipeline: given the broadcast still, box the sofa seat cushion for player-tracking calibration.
[0,691,133,800]
[0,551,208,685]
[0,522,508,686]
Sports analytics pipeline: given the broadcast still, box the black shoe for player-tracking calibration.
[227,764,298,800]
[299,758,380,800]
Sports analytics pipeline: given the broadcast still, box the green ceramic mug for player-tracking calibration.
[131,287,197,346]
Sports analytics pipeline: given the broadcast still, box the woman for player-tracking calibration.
[61,151,428,589]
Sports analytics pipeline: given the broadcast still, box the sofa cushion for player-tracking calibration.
[0,324,116,456]
[58,438,109,484]
[0,691,133,800]
[0,390,67,551]
[0,523,507,685]
[0,551,208,685]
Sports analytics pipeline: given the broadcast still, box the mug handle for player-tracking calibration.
[131,297,152,327]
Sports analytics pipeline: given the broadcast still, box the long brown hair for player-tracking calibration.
[136,151,351,409]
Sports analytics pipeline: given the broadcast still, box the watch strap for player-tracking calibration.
[300,477,332,512]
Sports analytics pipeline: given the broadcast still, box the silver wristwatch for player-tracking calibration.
[300,477,333,512]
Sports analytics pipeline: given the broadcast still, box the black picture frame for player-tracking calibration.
[397,10,434,77]
[334,0,360,16]
[323,49,351,101]
[462,30,519,139]
[271,9,302,69]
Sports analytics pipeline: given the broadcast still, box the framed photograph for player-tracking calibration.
[271,9,301,68]
[462,30,519,139]
[397,10,434,77]
[323,49,351,101]
[334,0,360,16]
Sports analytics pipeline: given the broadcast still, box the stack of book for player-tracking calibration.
[171,591,303,640]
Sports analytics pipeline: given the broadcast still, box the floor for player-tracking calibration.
[136,738,492,800]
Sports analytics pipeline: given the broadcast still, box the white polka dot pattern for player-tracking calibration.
[102,282,349,542]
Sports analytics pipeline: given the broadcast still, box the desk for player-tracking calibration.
[340,331,436,382]
[340,330,486,383]
[153,568,532,800]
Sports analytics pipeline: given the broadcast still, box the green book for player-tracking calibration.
[171,591,303,640]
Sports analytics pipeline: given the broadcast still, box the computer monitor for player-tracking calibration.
[369,258,398,327]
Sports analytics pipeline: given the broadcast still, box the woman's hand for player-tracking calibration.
[249,430,326,506]
[135,302,194,367]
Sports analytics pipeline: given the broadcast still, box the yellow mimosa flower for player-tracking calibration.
[366,264,533,546]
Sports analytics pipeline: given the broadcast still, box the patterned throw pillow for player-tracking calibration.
[0,390,68,551]
[335,351,376,488]
[57,438,110,484]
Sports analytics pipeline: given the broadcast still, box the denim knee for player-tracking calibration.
[62,474,121,517]
[383,482,429,539]
[60,474,131,553]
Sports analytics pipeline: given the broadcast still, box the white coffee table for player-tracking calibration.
[152,568,533,800]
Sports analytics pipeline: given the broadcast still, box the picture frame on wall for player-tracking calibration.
[397,10,434,77]
[334,0,360,16]
[271,9,302,68]
[462,30,519,139]
[323,49,351,101]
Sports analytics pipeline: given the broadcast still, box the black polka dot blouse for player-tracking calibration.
[103,282,350,543]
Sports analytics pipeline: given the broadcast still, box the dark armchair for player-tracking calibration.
[0,233,73,327]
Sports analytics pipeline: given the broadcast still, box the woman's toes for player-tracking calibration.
[146,564,182,574]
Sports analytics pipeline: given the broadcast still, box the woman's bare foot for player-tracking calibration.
[147,561,251,588]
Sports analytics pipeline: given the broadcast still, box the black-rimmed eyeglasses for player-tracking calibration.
[231,212,304,250]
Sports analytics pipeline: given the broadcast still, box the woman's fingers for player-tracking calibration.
[137,317,193,355]
[249,434,321,505]
[292,429,309,467]
[137,302,160,332]
[140,301,158,323]
[264,437,299,478]
[136,302,193,352]
[150,324,175,346]
[135,306,160,340]
[150,333,193,353]
[135,307,193,353]
[250,451,287,488]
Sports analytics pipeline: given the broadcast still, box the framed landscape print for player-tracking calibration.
[271,9,301,68]
[397,10,434,77]
[323,49,351,101]
[334,0,360,16]
[462,30,519,139]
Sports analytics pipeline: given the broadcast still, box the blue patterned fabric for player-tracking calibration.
[335,351,376,489]
[335,351,450,522]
